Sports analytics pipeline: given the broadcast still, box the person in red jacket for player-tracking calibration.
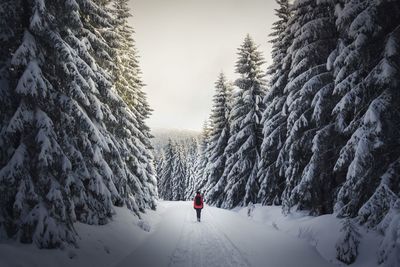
[193,191,204,222]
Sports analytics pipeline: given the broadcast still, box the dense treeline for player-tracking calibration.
[157,0,400,264]
[200,0,400,220]
[0,0,157,248]
[156,137,200,201]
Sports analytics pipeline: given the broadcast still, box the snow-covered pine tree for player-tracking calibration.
[358,159,399,229]
[0,0,20,85]
[111,0,154,152]
[332,0,400,219]
[0,0,23,240]
[74,0,132,213]
[335,218,361,264]
[0,0,21,162]
[78,0,157,213]
[257,0,292,206]
[171,143,186,201]
[0,0,157,248]
[155,135,200,201]
[277,0,338,214]
[0,0,106,247]
[158,139,175,200]
[112,1,158,205]
[207,90,241,208]
[204,73,232,205]
[184,138,200,200]
[378,199,400,266]
[221,35,266,209]
[154,149,165,182]
[193,120,212,194]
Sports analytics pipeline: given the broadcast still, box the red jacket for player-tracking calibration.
[193,194,204,209]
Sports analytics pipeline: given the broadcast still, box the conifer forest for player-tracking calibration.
[1,0,400,266]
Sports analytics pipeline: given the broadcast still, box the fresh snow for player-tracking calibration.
[0,206,160,267]
[0,201,382,267]
[237,204,382,267]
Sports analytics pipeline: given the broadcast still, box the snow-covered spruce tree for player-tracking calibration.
[193,120,212,194]
[111,0,154,151]
[75,0,131,212]
[0,0,101,247]
[335,218,361,265]
[378,199,400,266]
[288,0,342,215]
[184,138,200,200]
[158,139,175,200]
[171,143,186,201]
[358,158,399,229]
[0,0,23,239]
[79,0,157,212]
[257,0,292,206]
[154,149,165,183]
[220,35,266,209]
[277,0,338,214]
[0,0,21,159]
[332,0,400,220]
[155,136,200,201]
[207,91,240,208]
[0,0,156,248]
[204,73,232,204]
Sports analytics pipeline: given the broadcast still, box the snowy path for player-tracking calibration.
[114,201,335,267]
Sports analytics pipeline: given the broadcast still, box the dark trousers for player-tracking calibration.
[195,208,202,220]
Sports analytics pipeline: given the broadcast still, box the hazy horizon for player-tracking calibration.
[128,0,278,131]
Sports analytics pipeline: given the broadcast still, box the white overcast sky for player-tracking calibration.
[128,0,278,131]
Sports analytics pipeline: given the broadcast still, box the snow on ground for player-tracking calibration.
[0,201,381,267]
[0,206,161,267]
[235,204,382,267]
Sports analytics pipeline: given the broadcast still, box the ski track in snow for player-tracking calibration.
[168,207,250,267]
[114,201,335,267]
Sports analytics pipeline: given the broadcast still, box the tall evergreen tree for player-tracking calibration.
[193,120,212,194]
[277,0,338,214]
[221,35,265,208]
[0,0,21,166]
[0,0,111,247]
[171,143,186,201]
[155,136,200,201]
[257,0,292,206]
[332,0,400,220]
[75,0,157,213]
[154,149,165,181]
[204,73,232,204]
[111,0,153,147]
[0,0,24,241]
[0,0,157,248]
[158,139,175,200]
[184,138,200,200]
[108,0,157,212]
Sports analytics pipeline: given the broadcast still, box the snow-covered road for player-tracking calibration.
[0,201,380,267]
[115,201,335,267]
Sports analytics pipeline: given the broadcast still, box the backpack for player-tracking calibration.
[195,195,202,206]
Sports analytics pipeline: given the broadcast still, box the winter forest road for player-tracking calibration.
[114,201,335,267]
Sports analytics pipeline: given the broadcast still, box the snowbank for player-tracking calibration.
[236,204,383,267]
[0,206,161,267]
[0,202,384,267]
